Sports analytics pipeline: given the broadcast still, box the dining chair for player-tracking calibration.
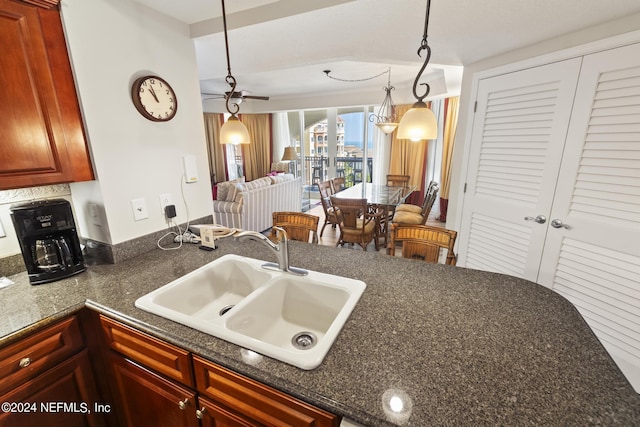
[330,196,380,251]
[271,211,319,244]
[388,223,458,265]
[395,180,437,214]
[330,176,346,193]
[317,180,339,237]
[386,174,410,187]
[392,185,439,225]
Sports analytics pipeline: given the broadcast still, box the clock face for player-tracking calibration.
[131,75,177,121]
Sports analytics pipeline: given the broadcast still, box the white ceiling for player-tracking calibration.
[134,0,640,112]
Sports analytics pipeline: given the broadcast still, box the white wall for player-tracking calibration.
[446,12,640,232]
[61,0,212,245]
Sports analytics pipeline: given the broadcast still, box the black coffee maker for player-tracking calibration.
[10,199,86,285]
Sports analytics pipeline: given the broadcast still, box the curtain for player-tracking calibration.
[203,113,227,183]
[241,114,272,181]
[389,103,429,203]
[439,96,459,222]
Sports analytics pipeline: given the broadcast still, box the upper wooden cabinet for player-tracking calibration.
[0,0,94,190]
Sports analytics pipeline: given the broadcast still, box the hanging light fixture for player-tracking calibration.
[397,0,438,142]
[370,68,398,135]
[219,0,250,145]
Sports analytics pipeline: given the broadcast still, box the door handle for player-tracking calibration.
[550,219,570,229]
[524,215,546,224]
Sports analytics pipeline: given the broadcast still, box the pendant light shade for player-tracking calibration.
[397,101,437,141]
[220,115,250,145]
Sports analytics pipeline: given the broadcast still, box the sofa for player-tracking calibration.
[213,174,302,232]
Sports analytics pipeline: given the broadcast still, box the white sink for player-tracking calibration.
[135,254,366,369]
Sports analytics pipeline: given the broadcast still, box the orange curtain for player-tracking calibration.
[203,113,226,183]
[439,97,459,221]
[240,114,272,181]
[389,103,429,202]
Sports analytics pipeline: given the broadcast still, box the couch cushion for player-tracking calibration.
[226,183,243,202]
[268,173,294,184]
[217,177,245,201]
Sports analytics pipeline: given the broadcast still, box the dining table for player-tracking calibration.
[333,182,416,247]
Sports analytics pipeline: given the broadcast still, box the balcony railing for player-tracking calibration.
[302,156,372,188]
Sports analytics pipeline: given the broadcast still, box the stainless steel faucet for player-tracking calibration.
[235,227,308,276]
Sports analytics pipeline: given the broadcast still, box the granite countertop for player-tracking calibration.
[2,238,639,425]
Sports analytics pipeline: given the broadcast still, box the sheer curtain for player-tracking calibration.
[389,103,429,202]
[439,96,459,221]
[240,114,272,181]
[371,126,391,185]
[203,113,226,183]
[272,112,290,165]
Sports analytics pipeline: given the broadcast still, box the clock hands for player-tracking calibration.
[148,86,160,103]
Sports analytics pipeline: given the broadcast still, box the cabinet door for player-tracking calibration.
[0,349,105,427]
[458,58,582,280]
[538,42,640,390]
[0,0,93,190]
[108,353,199,427]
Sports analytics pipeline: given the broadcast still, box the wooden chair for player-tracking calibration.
[317,180,339,237]
[388,223,458,265]
[392,185,439,225]
[330,196,380,251]
[271,212,319,244]
[386,174,410,187]
[330,176,346,193]
[395,180,437,214]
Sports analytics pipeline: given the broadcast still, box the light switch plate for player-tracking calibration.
[131,198,148,221]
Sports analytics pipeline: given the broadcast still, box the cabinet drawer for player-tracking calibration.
[193,355,339,427]
[100,315,193,387]
[0,316,84,395]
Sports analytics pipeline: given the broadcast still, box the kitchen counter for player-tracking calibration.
[2,238,639,425]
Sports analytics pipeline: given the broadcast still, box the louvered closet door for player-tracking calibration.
[537,43,640,390]
[458,59,582,281]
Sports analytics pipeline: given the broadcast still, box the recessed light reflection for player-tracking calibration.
[240,348,264,365]
[381,389,413,425]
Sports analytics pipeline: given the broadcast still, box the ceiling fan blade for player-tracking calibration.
[243,95,270,101]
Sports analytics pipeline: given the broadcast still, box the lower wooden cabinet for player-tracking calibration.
[0,316,105,427]
[100,315,340,427]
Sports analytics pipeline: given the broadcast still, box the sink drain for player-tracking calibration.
[291,332,317,350]
[219,305,234,316]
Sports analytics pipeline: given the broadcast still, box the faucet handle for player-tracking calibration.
[273,226,289,242]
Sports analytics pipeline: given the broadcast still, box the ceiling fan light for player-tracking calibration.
[397,102,437,141]
[375,122,399,135]
[220,115,250,145]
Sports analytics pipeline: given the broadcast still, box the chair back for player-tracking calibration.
[330,197,367,230]
[389,223,458,265]
[271,211,319,244]
[331,176,346,193]
[420,186,439,219]
[387,174,410,187]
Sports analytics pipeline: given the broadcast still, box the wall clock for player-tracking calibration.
[131,75,177,122]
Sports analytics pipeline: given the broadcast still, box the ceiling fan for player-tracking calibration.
[201,90,270,104]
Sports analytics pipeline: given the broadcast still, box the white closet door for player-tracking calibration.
[458,59,582,281]
[537,43,640,390]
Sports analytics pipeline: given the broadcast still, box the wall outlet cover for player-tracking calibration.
[131,198,148,221]
[159,193,173,215]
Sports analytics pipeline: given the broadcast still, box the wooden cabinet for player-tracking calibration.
[0,0,93,190]
[0,315,105,427]
[99,315,340,427]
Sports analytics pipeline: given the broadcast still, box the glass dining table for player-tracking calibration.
[332,183,416,247]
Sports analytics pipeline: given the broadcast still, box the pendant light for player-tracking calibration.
[397,0,438,142]
[219,0,250,145]
[371,68,398,135]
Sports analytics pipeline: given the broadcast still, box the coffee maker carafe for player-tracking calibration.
[10,199,86,285]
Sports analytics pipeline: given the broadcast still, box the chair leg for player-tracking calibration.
[320,221,328,237]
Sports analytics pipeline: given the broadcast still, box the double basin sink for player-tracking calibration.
[135,254,366,370]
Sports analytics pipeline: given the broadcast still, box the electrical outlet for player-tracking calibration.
[131,198,148,221]
[159,193,173,215]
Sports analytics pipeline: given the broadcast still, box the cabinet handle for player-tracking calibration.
[178,398,190,410]
[195,407,207,420]
[19,357,31,368]
[524,215,546,224]
[550,219,570,229]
